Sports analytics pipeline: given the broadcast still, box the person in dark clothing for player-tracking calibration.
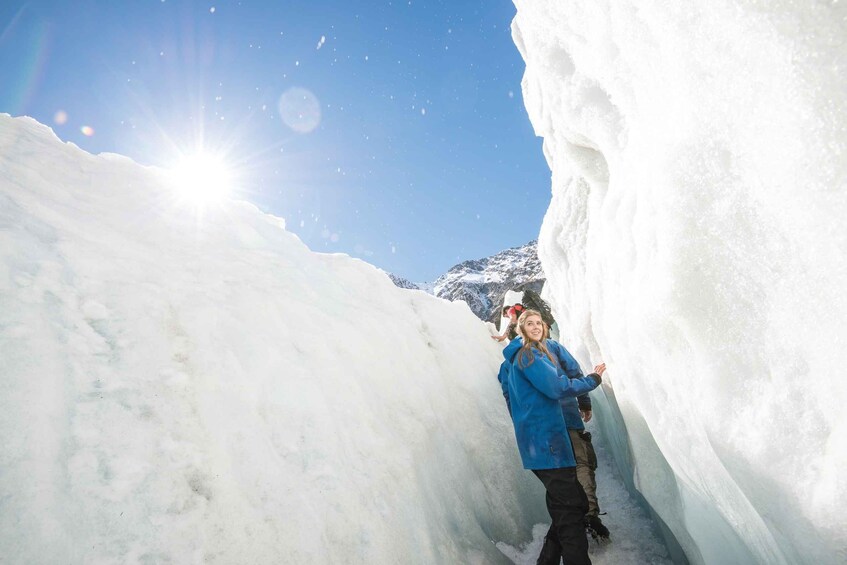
[501,309,607,565]
[521,290,555,331]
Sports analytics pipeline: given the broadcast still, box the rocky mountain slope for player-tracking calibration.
[389,240,545,323]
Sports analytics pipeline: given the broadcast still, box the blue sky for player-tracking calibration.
[1,0,551,282]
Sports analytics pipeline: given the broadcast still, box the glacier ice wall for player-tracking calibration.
[0,114,546,563]
[512,1,847,564]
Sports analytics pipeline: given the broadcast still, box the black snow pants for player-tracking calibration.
[532,467,591,565]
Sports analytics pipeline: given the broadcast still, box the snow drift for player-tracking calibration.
[0,114,549,563]
[512,1,847,564]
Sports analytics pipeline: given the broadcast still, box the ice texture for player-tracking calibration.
[512,1,847,564]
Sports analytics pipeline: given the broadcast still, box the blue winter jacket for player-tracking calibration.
[497,339,592,431]
[501,338,601,470]
[547,340,592,431]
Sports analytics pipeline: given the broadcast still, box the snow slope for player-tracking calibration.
[513,1,847,564]
[0,114,552,563]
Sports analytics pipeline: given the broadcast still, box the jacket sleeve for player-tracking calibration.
[496,360,512,414]
[521,350,600,400]
[550,340,592,410]
[550,340,584,378]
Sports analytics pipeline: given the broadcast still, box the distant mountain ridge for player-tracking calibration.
[388,240,545,322]
[387,273,421,290]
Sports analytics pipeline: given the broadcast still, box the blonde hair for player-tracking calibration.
[516,309,556,369]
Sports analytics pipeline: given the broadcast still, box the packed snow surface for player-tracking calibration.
[513,1,847,564]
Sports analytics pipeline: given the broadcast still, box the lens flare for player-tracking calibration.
[278,87,321,133]
[80,125,94,136]
[169,152,233,206]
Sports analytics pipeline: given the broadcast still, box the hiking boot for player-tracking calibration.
[585,515,610,541]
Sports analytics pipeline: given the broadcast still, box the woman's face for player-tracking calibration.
[522,314,544,342]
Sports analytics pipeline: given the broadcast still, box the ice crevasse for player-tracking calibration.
[512,1,847,564]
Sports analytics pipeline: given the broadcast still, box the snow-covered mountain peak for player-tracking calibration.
[398,240,544,322]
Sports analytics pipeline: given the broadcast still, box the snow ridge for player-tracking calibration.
[0,113,548,564]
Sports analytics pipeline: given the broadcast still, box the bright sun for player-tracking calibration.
[170,152,234,206]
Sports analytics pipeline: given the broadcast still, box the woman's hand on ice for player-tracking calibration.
[593,363,606,376]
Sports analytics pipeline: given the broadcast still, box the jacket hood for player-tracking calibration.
[502,337,523,363]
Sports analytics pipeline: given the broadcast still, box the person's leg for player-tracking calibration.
[533,468,591,565]
[569,429,599,517]
[534,521,562,565]
[570,430,610,539]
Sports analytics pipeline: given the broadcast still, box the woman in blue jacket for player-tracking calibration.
[502,309,606,565]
